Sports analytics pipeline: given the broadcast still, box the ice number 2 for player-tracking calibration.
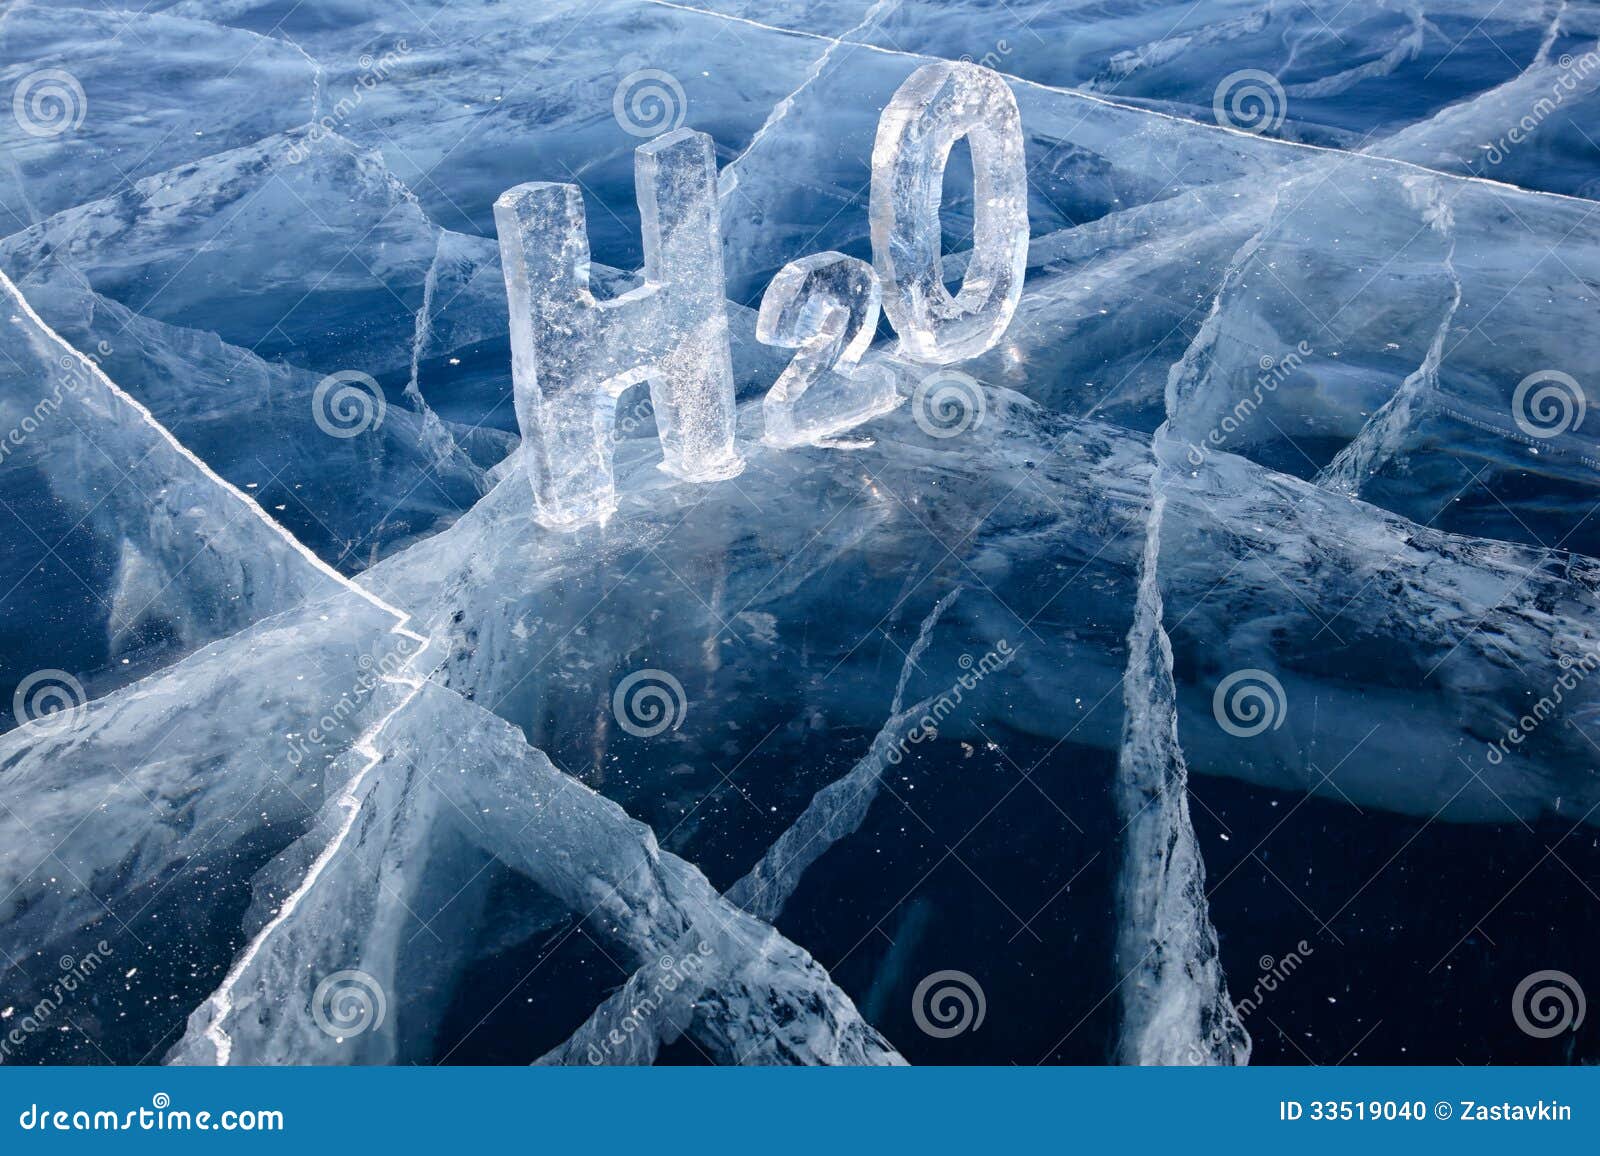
[756,253,900,448]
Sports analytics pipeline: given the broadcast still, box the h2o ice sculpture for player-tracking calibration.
[494,127,743,529]
[495,62,1027,530]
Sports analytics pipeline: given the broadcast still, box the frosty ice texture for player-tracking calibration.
[494,127,743,529]
[869,62,1028,364]
[755,251,900,447]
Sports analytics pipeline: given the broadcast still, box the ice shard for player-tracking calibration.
[756,252,901,447]
[494,127,743,529]
[172,681,903,1067]
[1115,468,1249,1066]
[13,266,502,574]
[0,269,348,705]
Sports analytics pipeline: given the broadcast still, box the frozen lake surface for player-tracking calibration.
[1,0,1597,1066]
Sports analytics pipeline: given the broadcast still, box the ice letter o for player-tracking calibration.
[494,127,743,530]
[870,62,1028,365]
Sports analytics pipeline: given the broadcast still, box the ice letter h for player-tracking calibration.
[494,127,744,530]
